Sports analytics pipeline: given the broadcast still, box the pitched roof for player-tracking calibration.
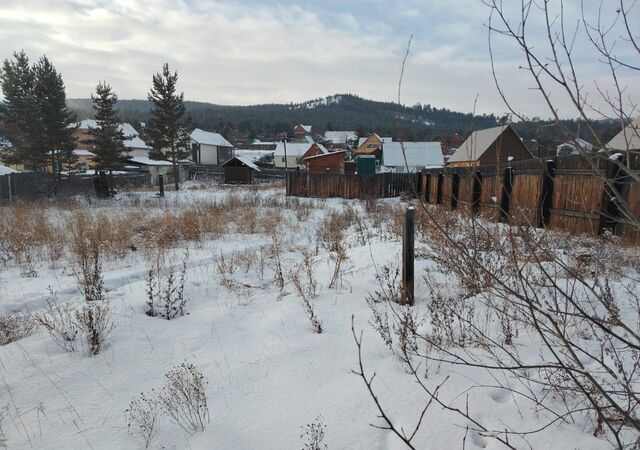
[73,149,96,157]
[273,142,313,157]
[607,117,640,151]
[382,142,443,168]
[128,156,173,166]
[357,135,393,148]
[295,124,312,133]
[0,164,19,175]
[190,128,233,147]
[220,156,260,171]
[71,120,151,150]
[234,149,273,163]
[324,131,357,144]
[304,150,346,161]
[448,125,514,163]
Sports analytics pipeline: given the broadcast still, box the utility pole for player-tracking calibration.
[282,134,289,171]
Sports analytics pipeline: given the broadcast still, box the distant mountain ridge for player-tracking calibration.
[66,94,499,142]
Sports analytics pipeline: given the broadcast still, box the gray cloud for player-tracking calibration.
[0,0,637,118]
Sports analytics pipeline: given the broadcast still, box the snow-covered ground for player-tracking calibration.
[0,184,621,449]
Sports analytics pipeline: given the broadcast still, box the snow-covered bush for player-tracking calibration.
[145,250,189,320]
[0,311,36,346]
[125,392,161,449]
[300,415,327,450]
[75,300,115,356]
[158,363,209,434]
[37,289,80,352]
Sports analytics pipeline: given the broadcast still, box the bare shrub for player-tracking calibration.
[145,250,189,320]
[69,212,105,302]
[125,392,161,449]
[0,311,36,346]
[75,300,115,356]
[158,362,209,434]
[301,415,327,450]
[301,296,323,334]
[36,288,80,352]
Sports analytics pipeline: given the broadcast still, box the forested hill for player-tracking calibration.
[66,94,500,142]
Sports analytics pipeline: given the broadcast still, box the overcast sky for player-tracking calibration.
[0,0,638,118]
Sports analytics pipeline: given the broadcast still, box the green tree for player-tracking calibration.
[0,51,42,169]
[146,63,191,190]
[90,82,129,177]
[33,55,77,182]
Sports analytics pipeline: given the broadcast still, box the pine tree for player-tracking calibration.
[146,63,191,190]
[33,55,77,181]
[90,82,128,176]
[0,51,42,169]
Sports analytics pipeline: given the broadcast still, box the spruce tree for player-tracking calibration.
[146,63,191,190]
[33,55,77,180]
[0,51,42,169]
[90,82,128,175]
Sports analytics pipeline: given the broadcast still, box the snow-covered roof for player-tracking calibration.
[128,156,173,166]
[382,142,443,168]
[449,125,518,163]
[73,149,96,157]
[220,156,260,171]
[0,164,19,175]
[607,117,640,151]
[274,142,313,157]
[295,124,312,133]
[357,135,393,148]
[70,120,151,150]
[234,149,273,163]
[304,150,346,161]
[556,138,594,155]
[324,131,357,144]
[190,128,233,148]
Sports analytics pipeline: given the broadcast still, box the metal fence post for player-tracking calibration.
[402,206,415,305]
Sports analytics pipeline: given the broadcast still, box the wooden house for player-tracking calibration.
[355,133,392,157]
[293,124,312,139]
[220,156,260,184]
[189,128,234,165]
[447,125,532,167]
[300,143,329,160]
[304,151,346,174]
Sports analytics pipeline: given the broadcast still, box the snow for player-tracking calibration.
[128,156,173,166]
[0,185,626,449]
[71,120,151,150]
[273,142,313,157]
[190,129,233,148]
[0,164,18,175]
[234,150,273,163]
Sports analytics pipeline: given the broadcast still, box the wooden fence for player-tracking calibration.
[191,165,286,184]
[0,172,150,201]
[286,172,420,199]
[422,154,640,243]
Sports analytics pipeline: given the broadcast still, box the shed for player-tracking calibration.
[190,128,234,165]
[304,151,346,174]
[356,155,377,174]
[220,156,260,184]
[448,125,532,167]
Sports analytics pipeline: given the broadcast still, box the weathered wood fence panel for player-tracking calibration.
[286,172,420,199]
[421,154,640,243]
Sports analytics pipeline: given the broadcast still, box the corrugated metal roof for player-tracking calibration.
[70,120,151,150]
[607,117,640,151]
[324,131,356,144]
[382,142,443,168]
[448,125,509,163]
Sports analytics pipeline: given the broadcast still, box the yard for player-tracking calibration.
[0,182,635,449]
